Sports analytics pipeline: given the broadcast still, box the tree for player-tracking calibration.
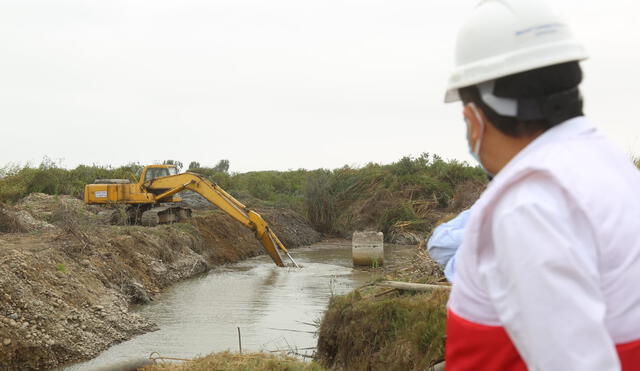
[188,161,200,170]
[163,159,183,172]
[213,159,230,173]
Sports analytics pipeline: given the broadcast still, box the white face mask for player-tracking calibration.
[465,103,494,177]
[465,118,482,163]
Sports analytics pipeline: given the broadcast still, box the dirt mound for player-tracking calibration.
[177,190,322,249]
[16,193,93,222]
[191,208,322,266]
[191,213,268,265]
[0,224,207,370]
[0,204,28,233]
[258,207,322,248]
[0,194,322,370]
[177,190,216,210]
[0,203,54,233]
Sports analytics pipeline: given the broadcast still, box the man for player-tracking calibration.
[443,1,640,370]
[427,209,470,282]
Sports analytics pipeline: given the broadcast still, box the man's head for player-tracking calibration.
[460,62,584,138]
[445,0,588,174]
[459,62,584,174]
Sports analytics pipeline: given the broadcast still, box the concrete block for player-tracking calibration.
[352,231,384,267]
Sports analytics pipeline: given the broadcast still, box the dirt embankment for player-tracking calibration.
[315,248,448,371]
[0,193,321,370]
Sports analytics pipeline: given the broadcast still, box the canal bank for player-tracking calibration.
[65,241,418,370]
[0,194,321,370]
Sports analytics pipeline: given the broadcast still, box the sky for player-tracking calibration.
[1,0,639,172]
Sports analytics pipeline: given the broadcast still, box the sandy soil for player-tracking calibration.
[0,194,321,370]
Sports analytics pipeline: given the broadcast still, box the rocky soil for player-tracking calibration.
[0,194,321,370]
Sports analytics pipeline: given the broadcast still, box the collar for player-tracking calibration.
[494,116,595,180]
[463,116,597,260]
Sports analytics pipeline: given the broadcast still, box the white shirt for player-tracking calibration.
[426,209,471,282]
[449,117,640,371]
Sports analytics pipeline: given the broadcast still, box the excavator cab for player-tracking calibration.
[141,165,178,183]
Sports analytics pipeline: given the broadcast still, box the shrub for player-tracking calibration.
[304,170,335,233]
[317,289,449,370]
[378,203,419,235]
[0,161,144,203]
[0,155,486,238]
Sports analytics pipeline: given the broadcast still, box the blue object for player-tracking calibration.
[427,209,471,282]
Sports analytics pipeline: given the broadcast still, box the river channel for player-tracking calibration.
[65,240,417,370]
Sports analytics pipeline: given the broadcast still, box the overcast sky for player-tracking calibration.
[1,0,639,172]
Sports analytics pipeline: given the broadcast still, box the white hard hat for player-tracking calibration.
[444,0,588,103]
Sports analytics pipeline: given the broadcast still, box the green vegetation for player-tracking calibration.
[1,154,485,236]
[317,289,448,371]
[142,352,327,371]
[2,153,637,236]
[316,245,448,371]
[302,154,485,236]
[0,158,143,203]
[190,154,485,235]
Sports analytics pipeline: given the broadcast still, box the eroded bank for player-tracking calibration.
[0,194,320,370]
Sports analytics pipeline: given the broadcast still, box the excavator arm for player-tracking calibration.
[145,173,299,268]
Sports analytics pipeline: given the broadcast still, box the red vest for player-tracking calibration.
[445,310,640,370]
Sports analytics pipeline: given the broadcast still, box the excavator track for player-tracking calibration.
[140,206,192,226]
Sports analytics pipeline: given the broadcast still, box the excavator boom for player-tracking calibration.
[146,173,298,268]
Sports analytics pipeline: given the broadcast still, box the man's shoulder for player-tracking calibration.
[488,144,640,225]
[491,171,570,218]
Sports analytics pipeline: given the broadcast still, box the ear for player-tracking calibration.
[463,103,484,144]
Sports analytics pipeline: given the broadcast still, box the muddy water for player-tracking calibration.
[65,240,416,370]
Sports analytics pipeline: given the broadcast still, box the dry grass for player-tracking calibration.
[0,203,27,233]
[316,288,448,371]
[142,352,327,371]
[315,246,448,371]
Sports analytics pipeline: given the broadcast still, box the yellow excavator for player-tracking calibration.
[84,164,298,268]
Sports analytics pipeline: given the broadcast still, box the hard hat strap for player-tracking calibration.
[518,87,583,126]
[478,80,582,127]
[478,81,517,117]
